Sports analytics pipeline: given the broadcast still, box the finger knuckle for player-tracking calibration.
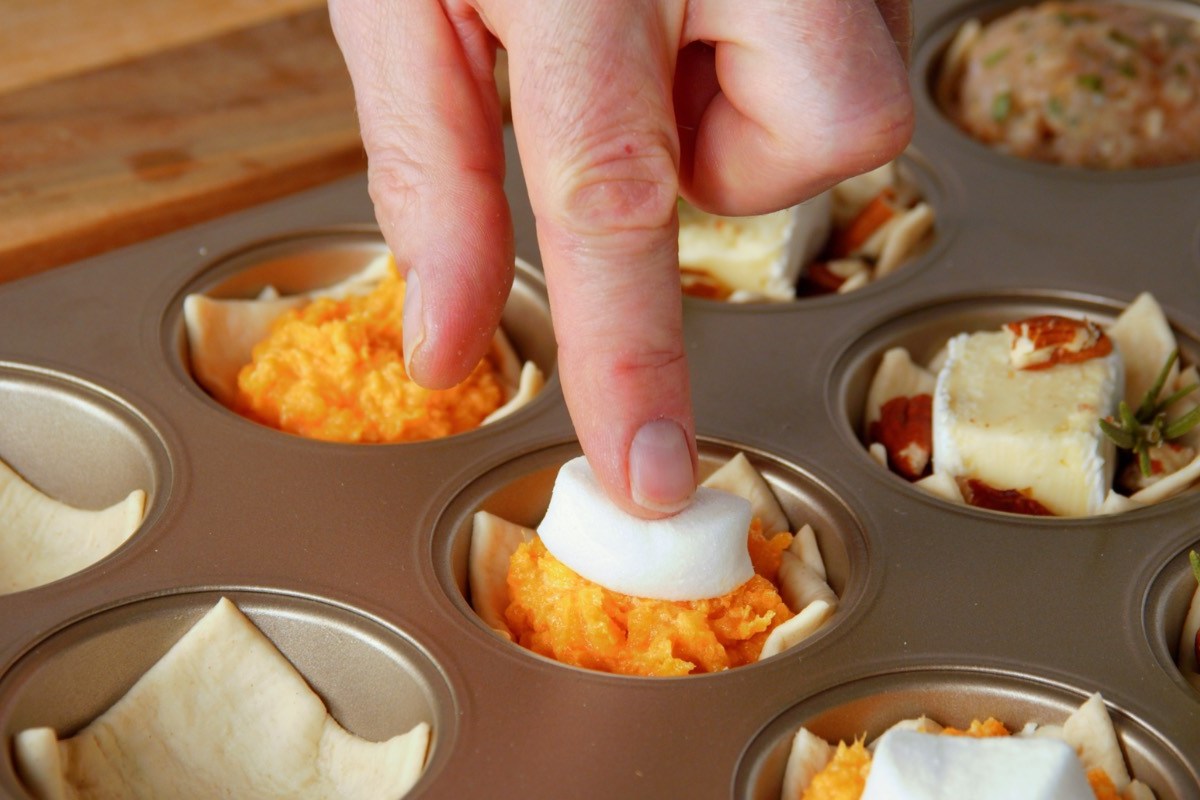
[366,153,426,228]
[841,91,915,163]
[608,343,688,380]
[547,130,679,236]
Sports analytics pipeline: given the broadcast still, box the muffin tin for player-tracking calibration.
[3,0,1200,794]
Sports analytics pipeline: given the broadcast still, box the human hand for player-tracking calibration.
[329,0,913,518]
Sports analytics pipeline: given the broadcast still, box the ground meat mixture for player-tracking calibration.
[940,0,1200,168]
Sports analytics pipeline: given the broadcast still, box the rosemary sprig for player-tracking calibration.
[1135,350,1180,420]
[1100,350,1200,476]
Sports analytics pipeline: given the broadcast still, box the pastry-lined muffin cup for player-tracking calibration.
[679,153,944,306]
[735,668,1198,799]
[1144,541,1200,698]
[164,228,557,440]
[0,590,452,798]
[833,292,1200,519]
[431,439,869,676]
[0,363,168,594]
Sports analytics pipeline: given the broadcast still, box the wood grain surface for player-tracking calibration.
[0,2,513,284]
[0,5,365,282]
[1,0,328,95]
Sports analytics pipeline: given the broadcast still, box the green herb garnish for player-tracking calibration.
[1119,62,1138,78]
[992,91,1013,122]
[1191,550,1200,584]
[1100,350,1200,476]
[1077,73,1104,92]
[984,47,1011,67]
[1047,97,1065,117]
[1059,11,1099,24]
[1107,29,1138,48]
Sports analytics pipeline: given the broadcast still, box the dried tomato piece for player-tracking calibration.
[868,394,933,481]
[830,189,896,257]
[961,478,1055,516]
[803,262,847,295]
[1004,315,1113,370]
[680,268,734,301]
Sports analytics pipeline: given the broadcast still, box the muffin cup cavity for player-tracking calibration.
[432,440,869,676]
[0,365,166,512]
[1145,542,1200,697]
[835,292,1200,518]
[679,153,941,306]
[0,590,451,798]
[0,364,169,594]
[919,0,1200,173]
[736,669,1199,800]
[165,229,556,439]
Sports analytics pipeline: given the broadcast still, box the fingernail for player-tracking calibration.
[402,270,425,376]
[629,419,695,514]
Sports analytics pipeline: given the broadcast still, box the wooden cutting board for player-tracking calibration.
[0,0,511,284]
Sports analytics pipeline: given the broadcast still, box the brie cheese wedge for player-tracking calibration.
[932,330,1123,516]
[678,192,832,301]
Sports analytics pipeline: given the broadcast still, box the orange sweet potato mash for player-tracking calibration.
[802,740,871,800]
[235,265,505,442]
[800,719,1120,800]
[504,519,794,676]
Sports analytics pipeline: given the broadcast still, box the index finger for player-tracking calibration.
[486,0,698,518]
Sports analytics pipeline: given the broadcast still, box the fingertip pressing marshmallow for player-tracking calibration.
[537,456,754,601]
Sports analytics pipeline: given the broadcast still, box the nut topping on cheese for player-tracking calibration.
[959,479,1054,516]
[1005,315,1113,370]
[868,395,933,481]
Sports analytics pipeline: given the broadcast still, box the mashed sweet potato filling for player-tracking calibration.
[504,520,794,676]
[235,265,505,442]
[800,718,1119,800]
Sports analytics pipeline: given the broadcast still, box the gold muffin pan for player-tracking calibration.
[3,0,1200,792]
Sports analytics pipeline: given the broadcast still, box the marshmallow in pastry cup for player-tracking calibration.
[536,456,754,601]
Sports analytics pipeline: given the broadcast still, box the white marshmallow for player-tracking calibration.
[537,456,753,600]
[861,730,1094,800]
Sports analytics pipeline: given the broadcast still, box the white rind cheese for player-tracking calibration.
[677,193,832,301]
[932,330,1123,516]
[860,730,1094,800]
